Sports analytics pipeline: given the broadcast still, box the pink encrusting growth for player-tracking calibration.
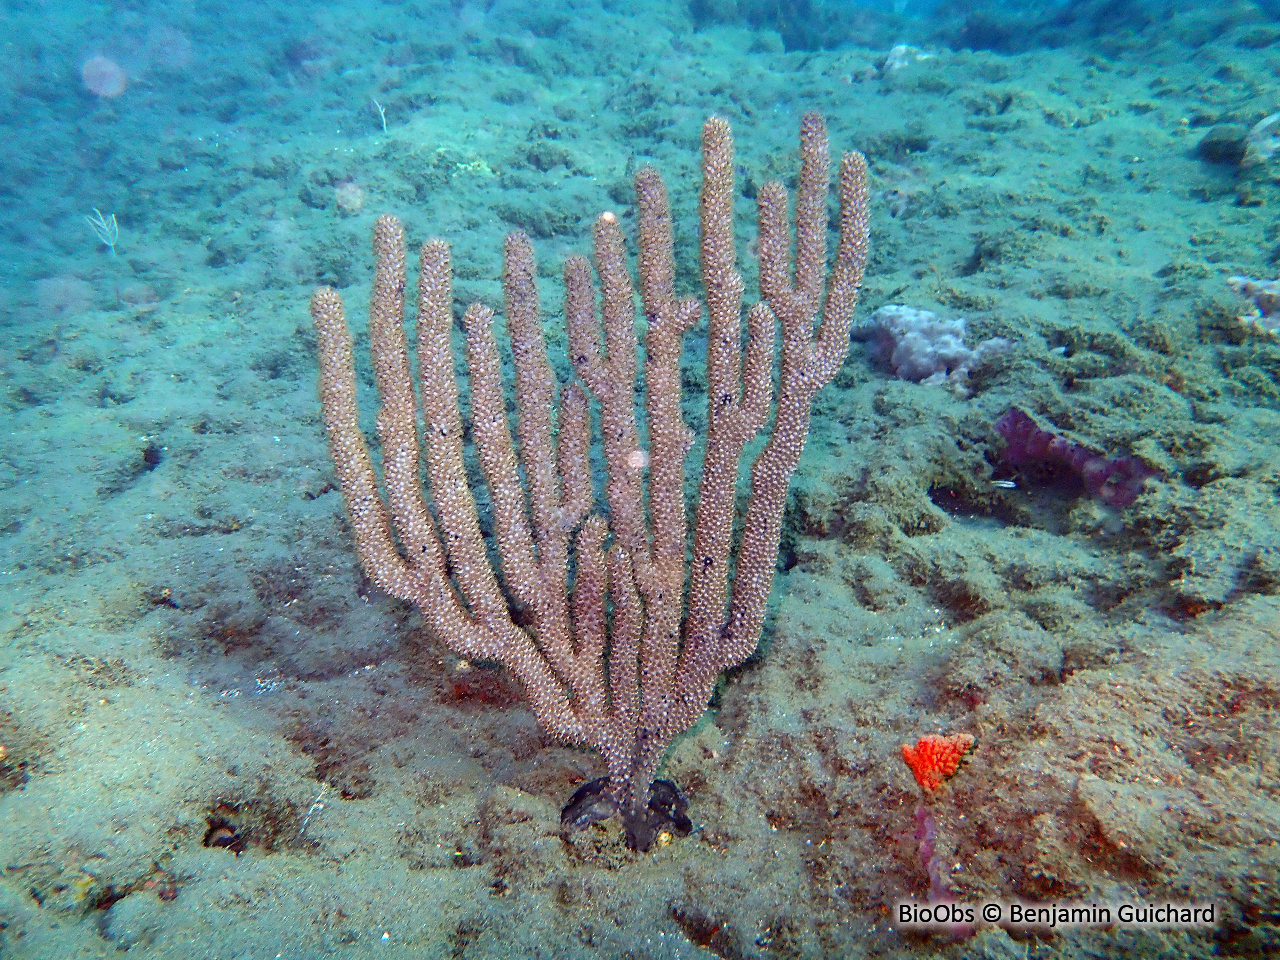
[994,407,1156,508]
[913,806,950,903]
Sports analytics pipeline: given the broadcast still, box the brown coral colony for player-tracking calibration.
[311,113,870,849]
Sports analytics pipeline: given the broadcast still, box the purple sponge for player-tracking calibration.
[994,408,1156,508]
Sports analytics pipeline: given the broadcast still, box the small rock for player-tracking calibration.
[1196,124,1249,166]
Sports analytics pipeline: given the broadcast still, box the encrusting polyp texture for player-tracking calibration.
[311,113,870,850]
[902,733,976,792]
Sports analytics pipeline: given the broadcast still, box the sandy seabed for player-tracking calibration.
[0,1,1277,957]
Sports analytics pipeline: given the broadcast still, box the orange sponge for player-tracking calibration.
[901,733,975,791]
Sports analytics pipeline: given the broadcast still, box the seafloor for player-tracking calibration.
[0,1,1277,958]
